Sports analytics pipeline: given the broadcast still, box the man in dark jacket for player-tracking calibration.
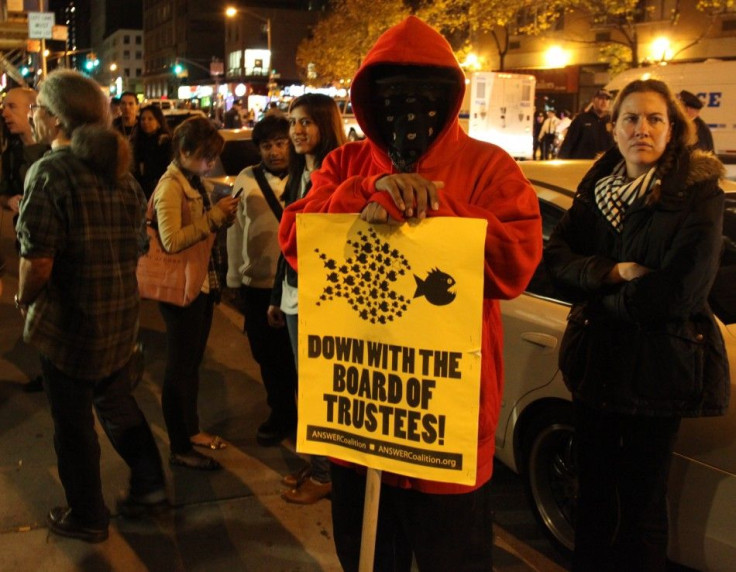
[2,87,52,393]
[679,90,715,152]
[557,89,614,159]
[112,91,139,139]
[1,87,48,213]
[223,100,243,128]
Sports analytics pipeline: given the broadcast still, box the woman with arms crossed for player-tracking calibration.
[545,79,730,572]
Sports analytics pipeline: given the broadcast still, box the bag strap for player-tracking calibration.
[252,164,283,221]
[147,173,194,228]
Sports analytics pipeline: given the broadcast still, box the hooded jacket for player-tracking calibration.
[545,147,730,417]
[278,16,542,494]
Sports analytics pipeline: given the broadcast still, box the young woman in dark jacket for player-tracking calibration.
[545,79,730,572]
[133,104,172,199]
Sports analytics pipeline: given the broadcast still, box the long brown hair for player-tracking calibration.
[611,79,696,182]
[285,94,346,202]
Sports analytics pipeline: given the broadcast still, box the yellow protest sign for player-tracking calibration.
[296,214,486,485]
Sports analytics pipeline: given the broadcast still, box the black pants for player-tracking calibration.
[331,464,494,572]
[159,292,215,454]
[240,285,297,427]
[573,401,681,572]
[41,355,165,527]
[540,133,556,160]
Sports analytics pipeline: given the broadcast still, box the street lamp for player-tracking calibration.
[225,6,272,91]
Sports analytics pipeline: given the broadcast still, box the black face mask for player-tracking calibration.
[375,78,452,172]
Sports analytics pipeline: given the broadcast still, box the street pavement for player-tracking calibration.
[0,215,568,572]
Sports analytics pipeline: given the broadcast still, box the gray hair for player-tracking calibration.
[39,69,110,137]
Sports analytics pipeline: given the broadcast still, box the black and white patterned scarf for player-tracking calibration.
[594,161,659,232]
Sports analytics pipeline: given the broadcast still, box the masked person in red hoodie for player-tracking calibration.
[278,17,542,570]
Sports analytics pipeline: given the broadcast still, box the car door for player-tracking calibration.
[498,199,571,451]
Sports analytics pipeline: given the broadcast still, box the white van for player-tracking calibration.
[143,98,177,112]
[606,60,736,167]
[463,72,537,160]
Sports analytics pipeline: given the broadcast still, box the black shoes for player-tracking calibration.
[116,489,170,519]
[169,449,222,471]
[47,507,109,543]
[23,375,44,393]
[256,415,296,447]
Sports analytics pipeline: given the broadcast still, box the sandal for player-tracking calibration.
[190,433,227,450]
[169,450,222,471]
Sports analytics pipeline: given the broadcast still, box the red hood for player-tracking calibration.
[350,16,466,157]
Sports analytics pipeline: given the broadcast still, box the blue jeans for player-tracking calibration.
[285,312,331,484]
[41,355,165,527]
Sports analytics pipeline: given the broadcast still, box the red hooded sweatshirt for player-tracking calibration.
[279,16,542,494]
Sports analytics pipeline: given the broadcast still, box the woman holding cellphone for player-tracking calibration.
[152,116,239,470]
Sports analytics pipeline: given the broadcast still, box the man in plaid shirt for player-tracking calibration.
[15,70,167,543]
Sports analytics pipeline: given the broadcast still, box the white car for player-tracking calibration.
[497,159,736,571]
[335,98,364,142]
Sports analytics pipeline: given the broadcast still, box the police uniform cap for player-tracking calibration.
[679,90,703,110]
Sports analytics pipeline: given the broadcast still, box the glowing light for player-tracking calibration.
[544,46,570,68]
[226,7,237,17]
[234,83,247,97]
[650,37,672,62]
[462,53,481,71]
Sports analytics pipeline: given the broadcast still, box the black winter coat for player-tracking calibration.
[133,130,172,200]
[545,147,730,417]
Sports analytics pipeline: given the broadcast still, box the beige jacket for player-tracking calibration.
[152,162,228,293]
[153,162,228,254]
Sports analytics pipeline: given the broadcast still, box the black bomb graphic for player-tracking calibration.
[315,227,456,323]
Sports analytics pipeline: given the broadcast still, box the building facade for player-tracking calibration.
[143,0,227,100]
[471,0,736,114]
[143,0,326,100]
[98,29,145,96]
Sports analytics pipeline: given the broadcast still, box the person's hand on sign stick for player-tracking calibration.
[374,173,444,220]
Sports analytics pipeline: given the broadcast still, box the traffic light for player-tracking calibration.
[84,52,99,72]
[173,60,188,78]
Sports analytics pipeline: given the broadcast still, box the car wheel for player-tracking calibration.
[348,129,359,142]
[521,405,577,555]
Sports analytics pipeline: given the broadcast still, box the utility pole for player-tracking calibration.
[39,0,47,79]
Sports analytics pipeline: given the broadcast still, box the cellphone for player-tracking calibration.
[232,188,244,199]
